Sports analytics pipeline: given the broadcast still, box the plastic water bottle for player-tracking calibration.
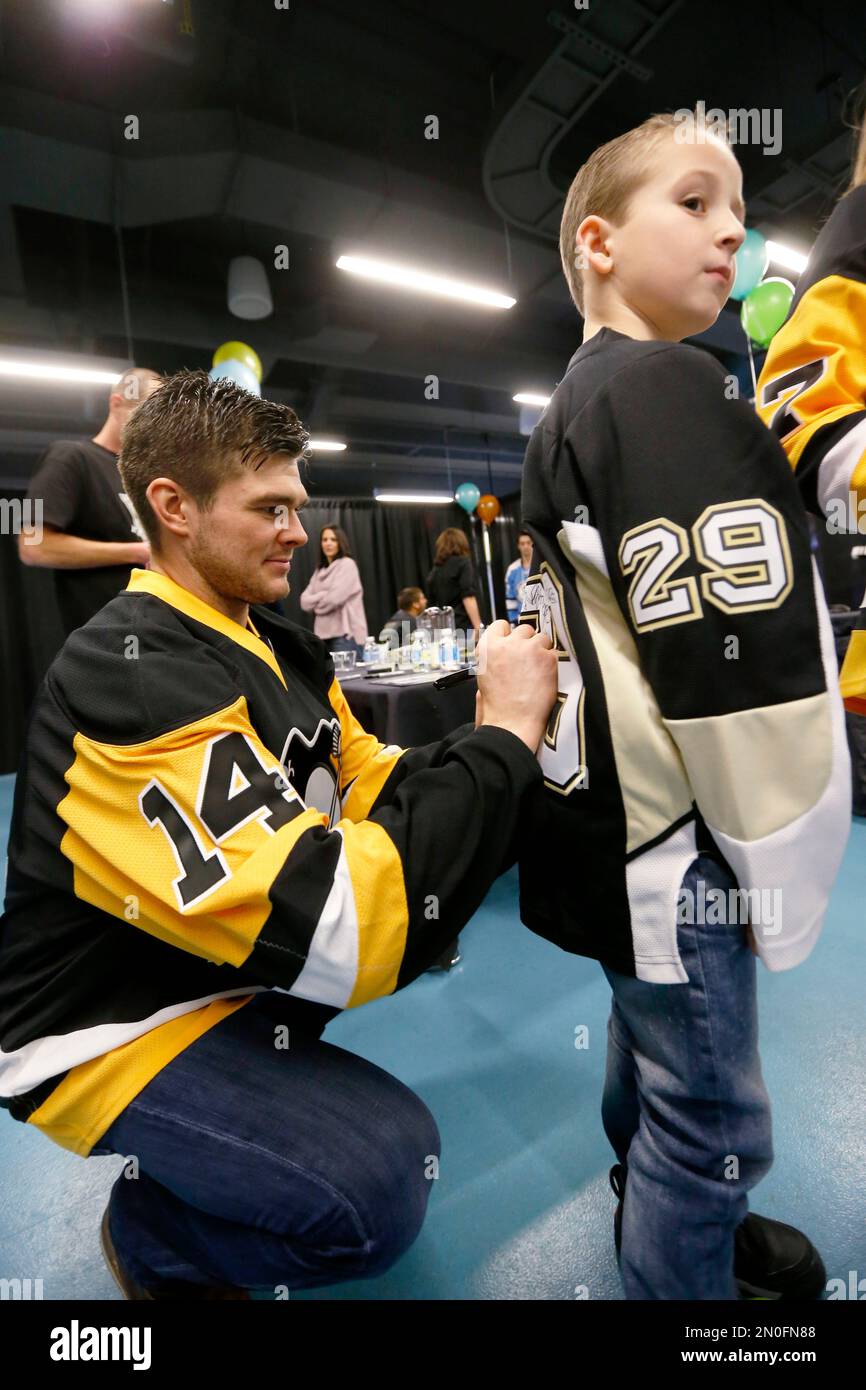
[362,637,379,665]
[409,630,425,668]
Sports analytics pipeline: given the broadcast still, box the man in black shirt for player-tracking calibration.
[18,367,161,634]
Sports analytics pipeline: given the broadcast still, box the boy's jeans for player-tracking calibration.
[601,853,774,1299]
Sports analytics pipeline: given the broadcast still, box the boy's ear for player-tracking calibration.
[575,215,614,279]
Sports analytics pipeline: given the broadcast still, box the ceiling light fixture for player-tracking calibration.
[513,391,551,407]
[0,359,122,386]
[336,255,516,309]
[765,240,809,274]
[374,491,454,504]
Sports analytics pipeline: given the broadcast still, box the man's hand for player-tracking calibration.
[476,619,558,754]
[129,541,150,568]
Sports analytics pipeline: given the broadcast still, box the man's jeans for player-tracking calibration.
[601,853,774,1299]
[92,998,440,1293]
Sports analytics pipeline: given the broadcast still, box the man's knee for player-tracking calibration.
[353,1091,441,1276]
[293,1089,441,1281]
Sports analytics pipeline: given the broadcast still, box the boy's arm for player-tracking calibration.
[581,345,851,969]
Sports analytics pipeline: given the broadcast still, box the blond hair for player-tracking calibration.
[559,109,729,314]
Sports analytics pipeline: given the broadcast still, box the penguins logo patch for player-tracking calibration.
[279,718,342,826]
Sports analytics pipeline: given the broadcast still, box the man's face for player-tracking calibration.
[518,535,533,565]
[412,594,427,615]
[583,132,746,340]
[184,453,309,608]
[114,375,162,437]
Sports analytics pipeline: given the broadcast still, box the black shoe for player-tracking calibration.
[609,1164,826,1300]
[426,938,462,972]
[100,1203,250,1301]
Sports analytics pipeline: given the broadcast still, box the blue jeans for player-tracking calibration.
[91,997,440,1292]
[601,853,773,1299]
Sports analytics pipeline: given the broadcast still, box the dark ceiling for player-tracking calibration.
[0,0,864,498]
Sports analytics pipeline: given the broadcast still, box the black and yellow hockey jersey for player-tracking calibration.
[519,328,850,982]
[756,184,866,711]
[0,568,541,1155]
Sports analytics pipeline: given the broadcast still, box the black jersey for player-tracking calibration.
[519,328,850,982]
[756,184,866,712]
[0,567,540,1155]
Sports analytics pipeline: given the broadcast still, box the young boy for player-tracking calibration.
[518,110,851,1299]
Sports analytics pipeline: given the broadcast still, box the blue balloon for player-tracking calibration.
[730,229,768,301]
[455,482,480,514]
[209,358,262,396]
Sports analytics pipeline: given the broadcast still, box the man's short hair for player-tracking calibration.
[118,369,310,552]
[398,586,423,611]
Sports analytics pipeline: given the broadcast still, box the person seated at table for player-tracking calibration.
[379,587,427,648]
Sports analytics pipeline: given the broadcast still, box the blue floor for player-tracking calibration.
[0,770,863,1300]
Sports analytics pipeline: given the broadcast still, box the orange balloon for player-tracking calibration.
[476,494,500,524]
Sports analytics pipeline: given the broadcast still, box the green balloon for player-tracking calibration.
[740,278,795,348]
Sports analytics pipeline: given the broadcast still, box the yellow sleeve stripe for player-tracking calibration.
[327,678,406,821]
[340,820,409,1006]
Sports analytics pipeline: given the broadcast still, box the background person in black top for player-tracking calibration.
[18,366,162,635]
[425,527,481,641]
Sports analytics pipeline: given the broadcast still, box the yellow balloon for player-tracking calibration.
[212,340,263,382]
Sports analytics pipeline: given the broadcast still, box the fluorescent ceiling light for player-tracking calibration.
[0,359,121,386]
[765,240,809,274]
[374,491,454,504]
[336,255,516,309]
[513,391,551,407]
[307,439,347,452]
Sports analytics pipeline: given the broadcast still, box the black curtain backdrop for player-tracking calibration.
[280,496,523,639]
[283,494,522,636]
[0,491,523,774]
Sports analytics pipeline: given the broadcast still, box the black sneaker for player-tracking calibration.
[426,938,462,972]
[609,1164,826,1300]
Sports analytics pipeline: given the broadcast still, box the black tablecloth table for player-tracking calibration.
[340,671,477,747]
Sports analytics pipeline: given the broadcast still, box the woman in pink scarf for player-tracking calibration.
[299,525,368,657]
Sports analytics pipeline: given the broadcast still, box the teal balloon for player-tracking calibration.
[455,482,480,514]
[209,359,262,396]
[730,229,768,301]
[740,277,795,348]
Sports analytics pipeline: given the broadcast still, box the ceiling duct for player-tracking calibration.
[482,2,684,242]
